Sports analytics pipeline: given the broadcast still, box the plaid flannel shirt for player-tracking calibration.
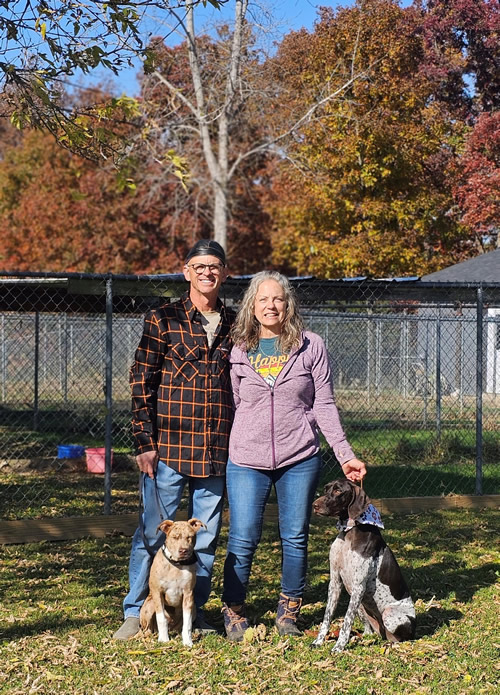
[130,292,235,477]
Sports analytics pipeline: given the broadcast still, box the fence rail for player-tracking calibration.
[1,272,499,521]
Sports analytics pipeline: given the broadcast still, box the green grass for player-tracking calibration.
[1,394,499,520]
[1,403,499,520]
[0,508,498,694]
[0,467,139,520]
[321,429,500,497]
[1,428,498,519]
[347,428,500,466]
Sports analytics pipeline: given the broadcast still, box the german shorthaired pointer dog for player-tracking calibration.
[311,479,415,652]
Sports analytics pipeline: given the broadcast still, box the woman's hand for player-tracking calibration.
[341,457,367,482]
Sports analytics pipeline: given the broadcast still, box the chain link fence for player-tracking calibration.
[1,272,499,520]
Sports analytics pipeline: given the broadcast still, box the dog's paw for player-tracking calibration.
[157,636,170,643]
[310,639,323,649]
[331,642,346,653]
[182,639,193,648]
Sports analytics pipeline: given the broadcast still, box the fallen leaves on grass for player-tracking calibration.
[242,623,267,643]
[1,508,499,694]
[304,627,364,640]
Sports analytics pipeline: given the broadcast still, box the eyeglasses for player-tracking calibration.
[187,263,225,274]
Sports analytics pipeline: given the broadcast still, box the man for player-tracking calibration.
[113,239,234,640]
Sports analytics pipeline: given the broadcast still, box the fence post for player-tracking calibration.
[367,316,373,406]
[63,313,69,404]
[423,321,429,428]
[104,275,114,514]
[375,319,381,395]
[476,287,483,496]
[33,311,40,431]
[435,316,441,441]
[1,314,5,402]
[456,317,464,415]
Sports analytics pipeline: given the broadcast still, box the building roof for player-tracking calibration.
[420,248,500,283]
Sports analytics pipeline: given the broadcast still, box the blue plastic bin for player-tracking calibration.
[57,444,85,459]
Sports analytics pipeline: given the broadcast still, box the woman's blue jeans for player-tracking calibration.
[222,454,322,605]
[123,462,225,619]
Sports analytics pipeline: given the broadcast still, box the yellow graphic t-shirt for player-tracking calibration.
[248,338,289,387]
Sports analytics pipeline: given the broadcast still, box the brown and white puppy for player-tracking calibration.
[139,518,206,647]
[312,479,416,652]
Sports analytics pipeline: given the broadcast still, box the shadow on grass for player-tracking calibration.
[0,615,106,642]
[0,468,139,519]
[250,586,466,641]
[1,509,497,645]
[318,462,499,498]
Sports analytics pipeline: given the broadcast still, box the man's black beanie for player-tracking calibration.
[185,239,226,265]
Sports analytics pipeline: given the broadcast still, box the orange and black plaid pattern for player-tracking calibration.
[130,292,235,477]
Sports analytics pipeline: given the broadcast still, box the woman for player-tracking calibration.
[222,271,367,641]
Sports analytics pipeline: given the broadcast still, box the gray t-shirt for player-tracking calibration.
[200,310,221,347]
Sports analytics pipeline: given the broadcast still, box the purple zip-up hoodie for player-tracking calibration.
[228,331,355,470]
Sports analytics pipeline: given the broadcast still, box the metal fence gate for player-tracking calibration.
[1,273,499,520]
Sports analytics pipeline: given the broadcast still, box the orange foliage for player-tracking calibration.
[265,0,473,278]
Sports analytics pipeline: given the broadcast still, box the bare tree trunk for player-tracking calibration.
[213,183,228,248]
[184,0,248,251]
[185,0,220,182]
[141,0,370,254]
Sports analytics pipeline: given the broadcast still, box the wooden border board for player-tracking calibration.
[0,495,498,545]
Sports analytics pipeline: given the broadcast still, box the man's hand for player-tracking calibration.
[341,457,367,482]
[136,450,159,479]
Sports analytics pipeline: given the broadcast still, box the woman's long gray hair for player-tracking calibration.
[232,270,304,353]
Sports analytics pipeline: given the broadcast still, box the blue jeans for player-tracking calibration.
[123,462,225,619]
[222,454,322,605]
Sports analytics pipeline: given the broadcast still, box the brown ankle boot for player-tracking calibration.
[275,593,303,636]
[222,603,250,642]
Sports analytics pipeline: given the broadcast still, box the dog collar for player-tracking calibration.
[161,546,197,566]
[337,503,385,532]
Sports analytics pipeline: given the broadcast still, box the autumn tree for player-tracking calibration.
[129,0,269,258]
[125,0,376,266]
[419,0,499,253]
[0,128,127,271]
[266,0,472,278]
[0,1,223,159]
[418,0,499,113]
[130,14,274,269]
[453,112,500,250]
[0,116,192,273]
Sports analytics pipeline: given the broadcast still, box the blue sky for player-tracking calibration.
[89,0,412,96]
[93,1,353,96]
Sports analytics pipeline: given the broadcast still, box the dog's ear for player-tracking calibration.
[187,518,207,533]
[157,519,174,534]
[347,484,370,519]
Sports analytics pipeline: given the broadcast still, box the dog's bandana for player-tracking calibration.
[337,503,384,532]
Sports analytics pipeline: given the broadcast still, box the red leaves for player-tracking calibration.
[453,112,500,246]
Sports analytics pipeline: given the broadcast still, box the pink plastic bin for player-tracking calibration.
[86,447,113,474]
